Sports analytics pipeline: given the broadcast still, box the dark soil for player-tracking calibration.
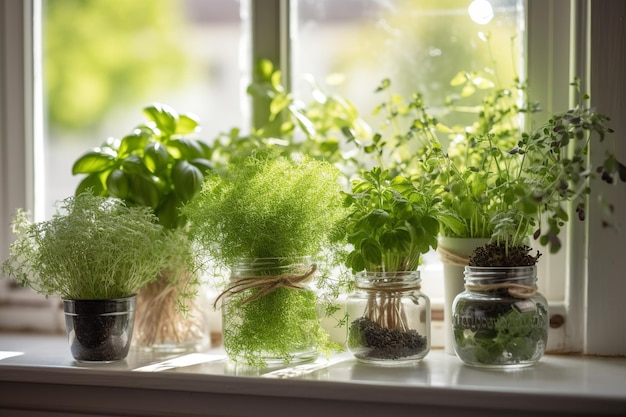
[348,316,427,360]
[469,242,541,267]
[67,314,133,362]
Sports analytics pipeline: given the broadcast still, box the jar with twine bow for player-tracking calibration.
[346,271,430,365]
[217,257,325,366]
[452,265,549,368]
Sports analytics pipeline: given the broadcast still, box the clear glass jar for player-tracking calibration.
[452,266,549,368]
[63,295,136,363]
[346,271,430,366]
[221,257,321,366]
[133,270,211,354]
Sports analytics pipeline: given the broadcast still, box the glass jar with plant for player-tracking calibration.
[1,193,186,362]
[71,103,212,353]
[446,79,626,367]
[366,69,626,364]
[341,165,459,365]
[182,149,347,366]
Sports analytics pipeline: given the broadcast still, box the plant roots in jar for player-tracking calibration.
[348,316,427,360]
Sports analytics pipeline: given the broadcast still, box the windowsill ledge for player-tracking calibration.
[0,333,625,417]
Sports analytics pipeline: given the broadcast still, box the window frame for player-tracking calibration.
[1,0,625,355]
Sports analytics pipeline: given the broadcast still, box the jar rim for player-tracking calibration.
[355,270,421,290]
[463,265,537,286]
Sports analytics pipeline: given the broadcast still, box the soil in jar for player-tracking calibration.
[348,316,427,360]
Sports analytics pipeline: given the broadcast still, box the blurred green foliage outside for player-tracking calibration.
[44,0,192,132]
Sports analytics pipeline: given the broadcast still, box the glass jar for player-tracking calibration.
[133,270,211,354]
[63,295,136,363]
[452,266,549,368]
[221,257,321,366]
[346,271,430,366]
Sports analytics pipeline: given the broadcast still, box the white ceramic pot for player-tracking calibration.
[437,237,489,354]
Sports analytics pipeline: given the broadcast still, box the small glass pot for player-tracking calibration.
[452,266,549,368]
[221,257,321,366]
[63,295,136,363]
[346,271,430,366]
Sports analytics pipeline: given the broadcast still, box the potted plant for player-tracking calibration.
[1,193,184,362]
[364,69,625,365]
[341,165,459,365]
[182,149,347,366]
[441,79,626,367]
[71,103,212,353]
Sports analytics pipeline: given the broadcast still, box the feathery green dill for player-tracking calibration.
[2,193,181,300]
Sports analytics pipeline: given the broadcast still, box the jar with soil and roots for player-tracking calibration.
[346,271,430,365]
[133,269,211,354]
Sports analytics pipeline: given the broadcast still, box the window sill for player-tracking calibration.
[0,333,624,417]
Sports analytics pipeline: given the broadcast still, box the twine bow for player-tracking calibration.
[213,263,317,308]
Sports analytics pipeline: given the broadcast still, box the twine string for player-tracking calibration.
[438,246,470,266]
[465,282,537,299]
[213,263,317,309]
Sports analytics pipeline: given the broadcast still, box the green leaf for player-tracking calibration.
[461,84,476,97]
[121,154,148,175]
[269,94,291,117]
[128,174,160,208]
[143,141,170,173]
[142,103,178,136]
[290,106,316,138]
[256,58,274,80]
[105,169,130,199]
[175,113,200,135]
[450,71,469,86]
[72,149,116,174]
[368,209,391,228]
[167,138,205,160]
[75,173,105,196]
[459,201,475,219]
[189,158,213,175]
[380,228,411,253]
[472,76,495,89]
[171,161,203,202]
[156,194,182,229]
[421,215,440,237]
[118,131,151,158]
[437,213,466,236]
[360,238,382,266]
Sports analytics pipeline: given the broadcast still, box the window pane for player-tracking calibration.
[293,0,524,127]
[41,0,242,218]
[293,0,525,298]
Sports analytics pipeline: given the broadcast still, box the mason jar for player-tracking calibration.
[221,256,321,366]
[452,265,549,368]
[346,271,430,366]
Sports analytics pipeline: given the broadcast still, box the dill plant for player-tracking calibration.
[183,149,347,365]
[1,193,183,300]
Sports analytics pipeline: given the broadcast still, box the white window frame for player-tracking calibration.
[1,0,625,355]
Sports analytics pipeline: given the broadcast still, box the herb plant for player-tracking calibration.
[340,157,457,362]
[71,103,212,350]
[183,149,347,365]
[373,75,625,265]
[1,193,182,300]
[342,165,457,273]
[212,59,370,175]
[72,103,212,229]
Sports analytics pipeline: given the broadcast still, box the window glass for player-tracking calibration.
[293,0,524,129]
[41,0,242,219]
[292,0,525,298]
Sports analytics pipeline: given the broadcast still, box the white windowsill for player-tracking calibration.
[0,333,625,417]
